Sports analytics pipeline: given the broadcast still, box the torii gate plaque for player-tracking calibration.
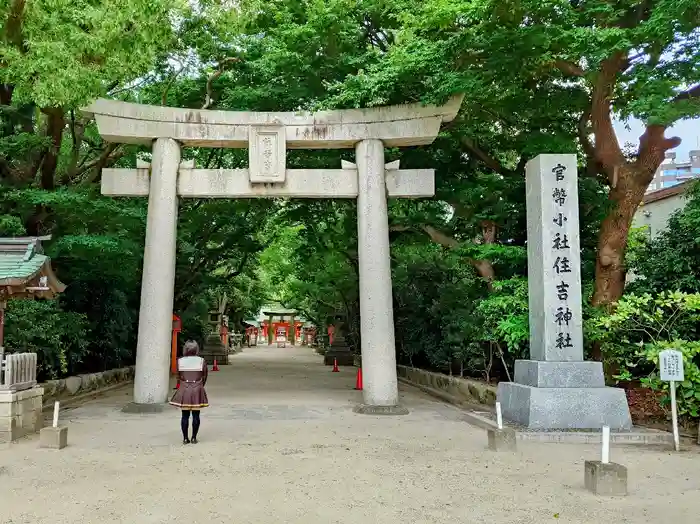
[83,95,463,414]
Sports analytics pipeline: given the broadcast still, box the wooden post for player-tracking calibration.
[0,302,5,354]
[171,314,181,375]
[170,330,178,375]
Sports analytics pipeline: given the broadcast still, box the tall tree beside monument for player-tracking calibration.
[322,0,700,309]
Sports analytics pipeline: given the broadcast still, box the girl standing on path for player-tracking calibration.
[169,340,209,444]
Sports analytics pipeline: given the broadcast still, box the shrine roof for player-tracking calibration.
[0,237,66,298]
[261,310,298,316]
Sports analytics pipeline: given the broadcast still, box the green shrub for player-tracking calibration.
[594,291,700,417]
[4,300,90,380]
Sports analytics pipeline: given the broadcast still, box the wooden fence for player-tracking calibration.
[0,352,38,392]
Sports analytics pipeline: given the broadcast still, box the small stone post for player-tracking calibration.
[40,401,68,449]
[487,401,517,451]
[127,137,181,412]
[584,427,627,496]
[353,139,406,415]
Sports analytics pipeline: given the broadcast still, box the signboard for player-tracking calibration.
[659,348,684,452]
[659,349,684,382]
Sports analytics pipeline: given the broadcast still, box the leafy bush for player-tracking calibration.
[628,181,700,294]
[4,300,90,381]
[594,291,700,417]
[633,340,700,418]
[475,278,529,356]
[392,244,488,375]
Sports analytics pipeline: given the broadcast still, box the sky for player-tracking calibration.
[613,118,700,160]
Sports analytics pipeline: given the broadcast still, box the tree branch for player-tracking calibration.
[672,84,700,104]
[4,0,27,51]
[421,225,461,248]
[590,53,627,177]
[578,109,603,178]
[161,62,185,105]
[636,125,681,178]
[224,250,251,279]
[460,137,509,176]
[202,57,240,110]
[390,224,495,287]
[554,59,585,77]
[78,143,124,184]
[38,107,65,190]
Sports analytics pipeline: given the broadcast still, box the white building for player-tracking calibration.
[634,179,694,238]
[647,150,700,193]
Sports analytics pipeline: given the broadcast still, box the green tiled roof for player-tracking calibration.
[0,237,65,298]
[0,238,47,284]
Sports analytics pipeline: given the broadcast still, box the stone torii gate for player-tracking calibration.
[84,95,463,414]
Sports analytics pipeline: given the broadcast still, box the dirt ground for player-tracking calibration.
[1,345,699,524]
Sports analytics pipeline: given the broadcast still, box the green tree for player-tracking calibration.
[1,0,181,189]
[629,182,700,295]
[324,0,700,307]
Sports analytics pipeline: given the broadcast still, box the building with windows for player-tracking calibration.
[647,150,700,193]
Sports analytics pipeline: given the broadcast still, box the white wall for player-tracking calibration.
[633,192,688,239]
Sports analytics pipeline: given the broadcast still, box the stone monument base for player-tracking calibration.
[498,381,632,430]
[200,334,229,366]
[514,360,605,388]
[324,348,355,366]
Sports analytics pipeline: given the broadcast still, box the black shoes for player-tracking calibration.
[191,437,198,444]
[183,438,190,444]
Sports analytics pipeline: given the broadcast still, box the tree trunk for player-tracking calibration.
[591,122,681,309]
[591,165,651,307]
[590,166,647,363]
[39,108,65,190]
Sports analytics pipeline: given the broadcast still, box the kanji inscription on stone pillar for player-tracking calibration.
[249,125,286,183]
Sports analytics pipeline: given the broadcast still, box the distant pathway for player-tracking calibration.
[0,344,698,523]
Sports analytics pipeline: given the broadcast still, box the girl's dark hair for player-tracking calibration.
[183,340,199,356]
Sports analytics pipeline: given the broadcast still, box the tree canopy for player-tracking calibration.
[1,0,699,407]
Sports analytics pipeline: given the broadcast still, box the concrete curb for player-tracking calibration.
[397,377,488,413]
[399,376,676,446]
[518,430,673,445]
[42,380,133,412]
[397,365,496,406]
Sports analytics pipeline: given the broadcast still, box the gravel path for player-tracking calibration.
[1,345,699,523]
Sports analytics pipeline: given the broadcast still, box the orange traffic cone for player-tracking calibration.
[354,368,363,390]
[332,358,340,372]
[212,359,220,371]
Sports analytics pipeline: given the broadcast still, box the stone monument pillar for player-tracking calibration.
[354,139,406,414]
[128,137,181,411]
[497,154,631,429]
